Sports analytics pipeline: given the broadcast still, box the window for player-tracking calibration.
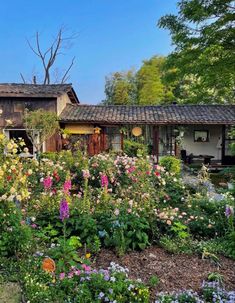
[106,127,122,151]
[14,102,24,113]
[194,130,209,142]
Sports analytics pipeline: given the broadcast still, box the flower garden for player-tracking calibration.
[0,135,235,303]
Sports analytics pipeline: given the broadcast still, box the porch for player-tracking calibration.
[59,104,235,164]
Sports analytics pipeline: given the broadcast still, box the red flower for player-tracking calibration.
[53,171,60,182]
[6,175,12,181]
[155,171,160,177]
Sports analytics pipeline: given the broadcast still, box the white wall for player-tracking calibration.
[183,125,222,160]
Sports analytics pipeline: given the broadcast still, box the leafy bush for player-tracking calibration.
[124,139,148,157]
[97,212,150,255]
[159,156,181,175]
[0,202,32,257]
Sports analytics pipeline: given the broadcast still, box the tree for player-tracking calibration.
[158,0,235,104]
[102,56,176,105]
[21,28,76,84]
[103,70,137,105]
[136,56,175,105]
[23,109,59,154]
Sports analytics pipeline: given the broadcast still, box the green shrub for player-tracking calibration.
[159,156,181,175]
[0,203,32,257]
[123,139,148,157]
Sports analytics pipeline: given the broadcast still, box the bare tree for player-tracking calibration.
[21,28,76,84]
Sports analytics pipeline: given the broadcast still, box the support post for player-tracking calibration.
[221,125,225,165]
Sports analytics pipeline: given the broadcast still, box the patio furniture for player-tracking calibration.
[192,154,214,165]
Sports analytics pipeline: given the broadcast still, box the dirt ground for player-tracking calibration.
[0,282,21,303]
[94,246,235,294]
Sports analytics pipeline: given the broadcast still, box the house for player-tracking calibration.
[59,104,235,165]
[0,83,235,165]
[0,83,79,154]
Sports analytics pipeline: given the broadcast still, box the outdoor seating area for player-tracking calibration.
[181,150,215,165]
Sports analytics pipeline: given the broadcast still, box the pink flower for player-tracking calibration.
[74,270,81,276]
[82,169,90,179]
[63,179,72,194]
[127,166,135,174]
[68,272,74,278]
[81,264,91,272]
[59,272,65,280]
[101,174,109,188]
[43,176,53,190]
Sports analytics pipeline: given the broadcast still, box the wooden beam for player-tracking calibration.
[221,125,225,165]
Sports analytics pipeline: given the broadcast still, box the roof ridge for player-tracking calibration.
[0,83,72,86]
[72,104,235,108]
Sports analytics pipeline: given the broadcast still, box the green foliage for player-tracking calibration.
[103,70,137,105]
[159,156,181,175]
[170,222,190,239]
[103,56,178,105]
[123,139,148,157]
[137,56,175,105]
[148,275,160,288]
[207,272,224,284]
[225,231,235,259]
[97,213,150,255]
[158,0,235,104]
[0,202,32,257]
[159,235,193,254]
[23,109,59,152]
[69,213,101,253]
[49,236,82,272]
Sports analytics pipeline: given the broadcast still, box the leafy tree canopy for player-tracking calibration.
[137,56,175,105]
[23,109,59,153]
[103,56,175,105]
[158,0,235,104]
[103,70,137,105]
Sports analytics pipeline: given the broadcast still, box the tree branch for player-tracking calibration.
[20,73,26,83]
[61,57,75,83]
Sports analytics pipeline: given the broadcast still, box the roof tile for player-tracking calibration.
[59,104,235,125]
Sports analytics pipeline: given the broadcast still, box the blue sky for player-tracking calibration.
[0,0,178,104]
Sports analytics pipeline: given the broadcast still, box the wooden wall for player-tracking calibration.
[0,97,58,152]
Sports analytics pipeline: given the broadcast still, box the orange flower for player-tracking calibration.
[42,257,56,273]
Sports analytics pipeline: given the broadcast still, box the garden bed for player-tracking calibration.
[94,246,235,293]
[0,137,235,302]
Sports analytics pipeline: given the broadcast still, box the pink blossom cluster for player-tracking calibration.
[63,179,72,194]
[101,174,109,188]
[43,176,53,190]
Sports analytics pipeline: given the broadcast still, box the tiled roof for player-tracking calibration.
[59,104,235,125]
[0,83,79,102]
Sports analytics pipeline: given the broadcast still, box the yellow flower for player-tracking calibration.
[85,253,91,259]
[16,195,22,201]
[7,142,13,150]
